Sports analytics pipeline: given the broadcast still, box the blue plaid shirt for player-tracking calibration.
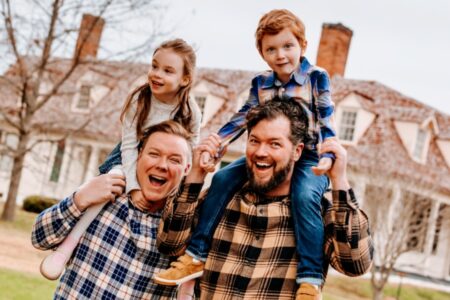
[218,57,336,157]
[32,195,176,299]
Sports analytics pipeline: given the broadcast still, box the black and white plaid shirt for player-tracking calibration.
[32,194,176,299]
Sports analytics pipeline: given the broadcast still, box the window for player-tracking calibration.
[339,110,357,141]
[98,148,112,167]
[77,85,91,109]
[432,204,448,254]
[405,192,431,252]
[49,140,65,182]
[413,128,427,160]
[195,96,206,115]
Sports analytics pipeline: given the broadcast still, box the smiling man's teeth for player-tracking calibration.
[149,175,167,185]
[255,162,271,168]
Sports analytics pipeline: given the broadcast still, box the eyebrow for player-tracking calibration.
[147,147,185,157]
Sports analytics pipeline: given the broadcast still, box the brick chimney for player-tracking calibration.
[74,14,105,60]
[316,23,353,78]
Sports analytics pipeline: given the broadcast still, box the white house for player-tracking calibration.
[0,17,449,281]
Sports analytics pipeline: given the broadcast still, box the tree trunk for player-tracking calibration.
[372,287,384,300]
[1,132,29,221]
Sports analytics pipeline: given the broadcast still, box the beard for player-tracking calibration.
[246,157,294,195]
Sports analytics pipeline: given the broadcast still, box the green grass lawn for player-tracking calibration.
[0,268,58,300]
[0,202,39,233]
[323,275,450,300]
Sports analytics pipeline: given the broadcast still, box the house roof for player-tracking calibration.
[1,58,448,193]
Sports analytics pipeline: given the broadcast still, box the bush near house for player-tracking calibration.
[22,195,58,214]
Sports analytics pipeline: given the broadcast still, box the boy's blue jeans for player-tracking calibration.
[186,149,329,285]
[98,142,122,174]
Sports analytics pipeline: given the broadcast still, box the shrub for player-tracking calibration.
[22,195,58,214]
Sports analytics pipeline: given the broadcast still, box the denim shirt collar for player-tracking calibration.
[262,56,311,89]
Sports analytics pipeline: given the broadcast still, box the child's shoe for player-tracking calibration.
[296,283,322,300]
[153,253,204,286]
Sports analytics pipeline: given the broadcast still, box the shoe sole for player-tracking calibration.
[153,270,204,286]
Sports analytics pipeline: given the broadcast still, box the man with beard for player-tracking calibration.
[155,100,373,299]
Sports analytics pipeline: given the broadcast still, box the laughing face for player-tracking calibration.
[148,48,189,104]
[136,132,190,202]
[245,116,303,197]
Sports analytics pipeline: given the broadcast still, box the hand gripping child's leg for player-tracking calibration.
[39,168,124,280]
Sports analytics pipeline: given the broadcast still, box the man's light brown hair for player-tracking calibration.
[255,9,306,56]
[138,120,193,156]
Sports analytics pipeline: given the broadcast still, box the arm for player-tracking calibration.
[323,189,373,277]
[157,183,204,256]
[320,139,374,276]
[314,70,336,159]
[31,173,125,250]
[157,135,221,256]
[189,97,202,145]
[31,195,84,250]
[200,77,259,170]
[216,76,260,146]
[120,99,141,194]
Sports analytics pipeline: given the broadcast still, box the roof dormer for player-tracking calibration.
[72,71,110,113]
[335,92,375,145]
[191,80,225,126]
[394,116,439,164]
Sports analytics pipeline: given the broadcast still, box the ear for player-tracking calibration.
[301,40,308,56]
[293,143,304,161]
[181,75,190,87]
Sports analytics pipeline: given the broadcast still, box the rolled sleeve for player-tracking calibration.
[157,183,204,256]
[31,195,84,250]
[324,189,373,277]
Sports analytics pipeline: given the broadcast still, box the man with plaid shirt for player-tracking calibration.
[156,100,373,299]
[31,121,193,299]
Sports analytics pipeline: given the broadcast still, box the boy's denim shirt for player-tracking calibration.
[217,56,336,159]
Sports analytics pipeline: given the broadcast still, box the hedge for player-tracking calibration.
[22,195,59,214]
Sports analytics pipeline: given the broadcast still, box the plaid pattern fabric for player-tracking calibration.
[32,195,177,299]
[158,184,373,299]
[217,57,335,152]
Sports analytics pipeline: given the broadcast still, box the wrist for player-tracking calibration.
[330,175,350,190]
[186,167,206,183]
[73,191,87,212]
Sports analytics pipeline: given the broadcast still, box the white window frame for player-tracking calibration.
[338,109,358,142]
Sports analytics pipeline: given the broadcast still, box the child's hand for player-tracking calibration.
[311,157,333,176]
[198,133,222,173]
[200,151,215,172]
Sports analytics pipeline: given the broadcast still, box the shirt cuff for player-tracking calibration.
[61,193,84,219]
[331,188,359,210]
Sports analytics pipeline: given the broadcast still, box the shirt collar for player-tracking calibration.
[262,56,311,89]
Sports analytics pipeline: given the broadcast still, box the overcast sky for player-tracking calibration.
[158,0,450,114]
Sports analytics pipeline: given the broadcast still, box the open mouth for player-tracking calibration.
[255,161,273,170]
[149,175,167,186]
[151,80,164,87]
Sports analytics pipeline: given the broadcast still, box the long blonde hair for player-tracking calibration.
[120,39,196,139]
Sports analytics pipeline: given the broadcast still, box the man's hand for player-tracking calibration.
[187,134,222,183]
[318,138,350,190]
[74,173,126,211]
